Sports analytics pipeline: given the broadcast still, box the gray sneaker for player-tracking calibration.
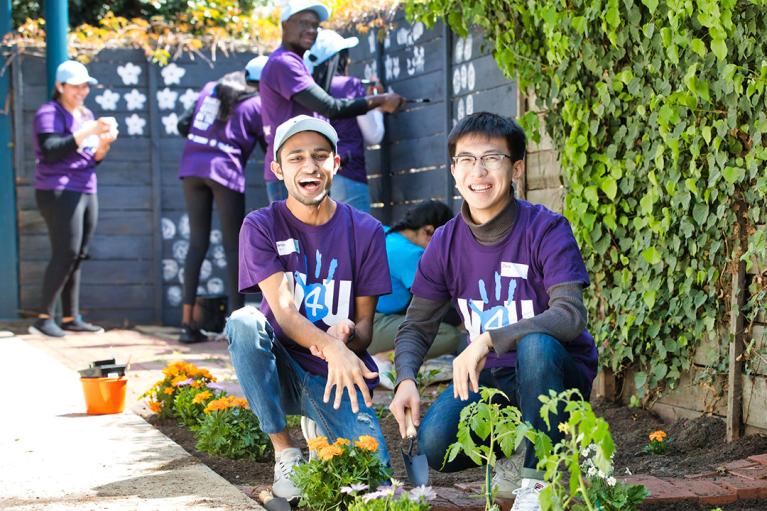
[272,447,304,502]
[492,447,524,498]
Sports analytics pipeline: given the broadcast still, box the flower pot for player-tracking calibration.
[80,377,127,415]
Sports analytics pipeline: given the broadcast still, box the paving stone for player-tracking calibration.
[684,471,719,479]
[438,487,485,509]
[722,459,760,472]
[665,478,737,506]
[619,475,696,504]
[747,453,767,466]
[429,497,460,511]
[729,465,767,481]
[453,481,484,495]
[712,476,767,499]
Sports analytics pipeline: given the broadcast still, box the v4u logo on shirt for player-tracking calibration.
[458,271,535,338]
[292,250,350,325]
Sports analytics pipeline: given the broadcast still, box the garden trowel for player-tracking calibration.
[402,408,429,487]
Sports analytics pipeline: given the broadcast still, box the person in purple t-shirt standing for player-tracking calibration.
[174,57,267,344]
[225,115,392,502]
[30,60,118,338]
[259,0,403,203]
[304,29,385,212]
[388,113,599,511]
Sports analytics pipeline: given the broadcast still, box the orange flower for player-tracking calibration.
[334,437,350,447]
[649,430,667,442]
[354,435,378,452]
[192,390,212,404]
[204,397,230,413]
[318,445,344,461]
[307,436,330,452]
[163,387,175,395]
[191,380,203,389]
[172,375,189,386]
[148,401,161,413]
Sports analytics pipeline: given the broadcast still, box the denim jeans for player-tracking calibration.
[225,306,391,465]
[417,333,593,478]
[266,180,288,203]
[330,175,370,212]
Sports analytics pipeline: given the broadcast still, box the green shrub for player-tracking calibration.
[194,396,272,460]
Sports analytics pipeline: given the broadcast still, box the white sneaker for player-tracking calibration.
[300,416,319,460]
[510,478,547,511]
[492,448,524,498]
[272,447,304,501]
[375,358,395,390]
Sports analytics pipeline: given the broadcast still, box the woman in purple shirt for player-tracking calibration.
[174,57,267,344]
[30,60,118,338]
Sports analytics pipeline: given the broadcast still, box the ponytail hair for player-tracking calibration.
[388,200,454,235]
[214,71,258,122]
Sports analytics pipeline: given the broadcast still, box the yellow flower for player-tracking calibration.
[334,437,351,447]
[354,435,378,452]
[192,390,212,404]
[148,401,161,413]
[557,423,570,434]
[191,380,203,389]
[172,375,189,386]
[318,445,344,461]
[649,430,667,442]
[307,436,330,452]
[163,387,175,395]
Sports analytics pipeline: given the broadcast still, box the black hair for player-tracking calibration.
[214,71,258,122]
[388,200,454,235]
[447,112,527,162]
[52,87,62,101]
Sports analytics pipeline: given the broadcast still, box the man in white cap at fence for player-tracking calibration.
[225,115,393,501]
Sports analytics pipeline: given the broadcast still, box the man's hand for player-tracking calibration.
[452,331,492,401]
[389,379,420,439]
[378,93,405,113]
[322,339,378,413]
[327,319,355,344]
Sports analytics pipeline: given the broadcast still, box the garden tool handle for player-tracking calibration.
[405,408,418,439]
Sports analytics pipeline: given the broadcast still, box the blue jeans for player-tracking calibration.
[330,175,370,212]
[418,333,592,477]
[266,180,288,203]
[225,306,390,465]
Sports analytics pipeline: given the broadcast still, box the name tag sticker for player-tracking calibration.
[276,238,299,256]
[500,262,529,279]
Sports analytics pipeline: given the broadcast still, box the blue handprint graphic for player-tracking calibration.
[294,249,338,323]
[468,271,517,332]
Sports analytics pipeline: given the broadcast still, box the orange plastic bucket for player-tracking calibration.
[80,377,127,415]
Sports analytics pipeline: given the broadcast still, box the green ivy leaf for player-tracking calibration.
[711,37,727,60]
[641,0,659,14]
[642,246,662,265]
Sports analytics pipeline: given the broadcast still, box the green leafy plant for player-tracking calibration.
[346,481,436,511]
[407,0,767,400]
[643,430,671,455]
[443,387,529,511]
[292,435,392,511]
[194,395,272,460]
[173,384,222,430]
[580,444,648,511]
[141,360,216,419]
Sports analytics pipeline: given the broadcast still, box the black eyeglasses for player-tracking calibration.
[452,153,512,171]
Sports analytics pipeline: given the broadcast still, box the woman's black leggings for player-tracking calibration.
[182,176,245,313]
[35,189,98,318]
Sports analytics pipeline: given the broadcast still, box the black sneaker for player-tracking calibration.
[28,318,66,338]
[61,316,105,334]
[178,326,208,344]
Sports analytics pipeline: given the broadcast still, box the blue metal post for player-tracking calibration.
[45,0,68,94]
[0,0,19,318]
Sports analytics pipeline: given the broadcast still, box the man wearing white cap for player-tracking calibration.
[259,0,405,203]
[226,115,392,501]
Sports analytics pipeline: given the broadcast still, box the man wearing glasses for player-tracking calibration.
[259,0,404,203]
[226,116,392,502]
[388,112,598,511]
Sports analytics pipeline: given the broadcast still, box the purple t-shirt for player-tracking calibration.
[239,200,392,384]
[33,100,98,194]
[260,47,326,182]
[330,76,367,184]
[412,200,599,381]
[178,82,263,193]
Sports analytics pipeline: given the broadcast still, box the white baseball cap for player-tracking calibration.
[280,0,331,22]
[55,60,98,85]
[273,115,338,159]
[304,29,359,72]
[245,55,269,82]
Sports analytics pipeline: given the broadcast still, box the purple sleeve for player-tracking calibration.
[273,54,316,100]
[410,227,451,302]
[349,77,365,99]
[355,222,392,297]
[238,212,285,293]
[536,216,590,291]
[34,103,61,136]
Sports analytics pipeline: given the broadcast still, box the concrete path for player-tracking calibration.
[0,336,261,511]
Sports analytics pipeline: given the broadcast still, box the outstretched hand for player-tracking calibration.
[452,331,492,401]
[319,339,378,414]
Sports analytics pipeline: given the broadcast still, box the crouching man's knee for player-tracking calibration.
[226,305,273,350]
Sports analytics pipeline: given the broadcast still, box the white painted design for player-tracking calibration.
[173,240,189,262]
[460,65,468,91]
[467,63,476,91]
[161,218,176,239]
[406,46,425,76]
[197,285,206,295]
[412,22,424,42]
[124,114,146,136]
[453,68,462,94]
[368,30,376,54]
[457,98,465,120]
[207,278,225,295]
[397,27,409,46]
[464,34,473,61]
[178,267,185,284]
[162,113,179,135]
[178,214,190,239]
[162,259,179,281]
[95,90,119,110]
[383,32,391,49]
[466,94,474,116]
[455,39,464,64]
[200,259,212,280]
[385,55,393,81]
[397,22,425,47]
[157,87,178,110]
[117,62,142,85]
[161,63,186,85]
[167,286,182,307]
[209,229,222,244]
[392,57,400,79]
[364,63,375,81]
[124,89,146,111]
[179,88,198,110]
[214,257,227,269]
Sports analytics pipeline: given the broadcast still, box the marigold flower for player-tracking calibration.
[355,435,378,452]
[163,387,175,395]
[192,390,212,404]
[191,380,203,389]
[649,430,667,442]
[307,436,330,452]
[318,445,344,461]
[204,397,230,413]
[148,401,161,412]
[334,437,351,447]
